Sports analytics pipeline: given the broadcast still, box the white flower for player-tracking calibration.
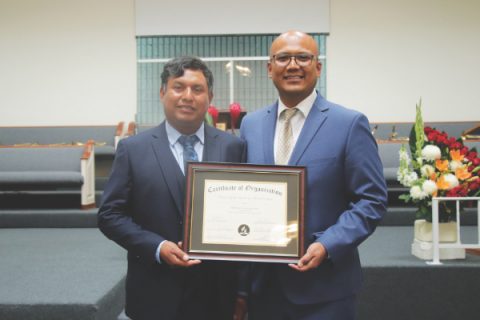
[399,148,411,163]
[410,185,428,200]
[420,164,435,178]
[397,145,418,187]
[398,169,418,187]
[406,172,418,186]
[421,145,441,161]
[443,173,459,190]
[449,160,462,171]
[422,180,437,195]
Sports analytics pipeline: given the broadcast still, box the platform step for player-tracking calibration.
[0,191,103,210]
[0,208,98,228]
[379,207,478,226]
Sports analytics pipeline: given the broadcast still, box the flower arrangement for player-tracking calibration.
[207,105,219,127]
[229,102,242,135]
[397,102,480,222]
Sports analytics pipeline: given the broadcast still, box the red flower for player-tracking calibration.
[229,102,242,132]
[447,136,464,150]
[427,131,438,141]
[473,158,480,166]
[429,130,448,145]
[207,105,219,126]
[446,186,460,197]
[466,151,477,160]
[469,181,480,191]
[447,185,469,197]
[423,127,438,135]
[437,135,448,145]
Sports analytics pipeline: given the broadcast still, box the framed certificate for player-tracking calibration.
[183,162,306,263]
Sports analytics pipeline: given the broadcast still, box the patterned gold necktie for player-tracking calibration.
[276,108,298,165]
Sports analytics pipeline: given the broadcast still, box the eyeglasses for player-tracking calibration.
[271,54,316,67]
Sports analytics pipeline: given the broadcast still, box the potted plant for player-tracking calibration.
[397,101,480,259]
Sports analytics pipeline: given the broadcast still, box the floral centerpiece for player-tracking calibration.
[229,102,242,135]
[207,105,219,127]
[397,102,480,222]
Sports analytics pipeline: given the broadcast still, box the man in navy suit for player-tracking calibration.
[98,56,246,320]
[237,31,387,319]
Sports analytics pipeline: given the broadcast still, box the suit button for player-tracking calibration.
[179,221,183,225]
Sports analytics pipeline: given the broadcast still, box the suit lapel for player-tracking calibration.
[263,103,278,164]
[203,125,221,162]
[151,122,185,217]
[289,95,329,165]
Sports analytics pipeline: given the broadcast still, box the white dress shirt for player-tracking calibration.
[165,121,205,175]
[156,121,205,263]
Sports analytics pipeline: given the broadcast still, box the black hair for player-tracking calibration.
[160,56,213,93]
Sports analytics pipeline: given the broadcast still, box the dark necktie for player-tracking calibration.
[178,135,199,172]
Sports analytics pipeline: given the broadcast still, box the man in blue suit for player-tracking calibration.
[238,31,387,319]
[98,56,246,320]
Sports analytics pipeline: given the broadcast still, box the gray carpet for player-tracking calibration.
[0,228,126,320]
[360,226,480,267]
[358,226,480,320]
[1,226,479,319]
[0,208,98,228]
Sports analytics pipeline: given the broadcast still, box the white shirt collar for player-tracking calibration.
[277,90,317,119]
[165,121,205,147]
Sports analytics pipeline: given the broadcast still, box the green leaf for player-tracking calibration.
[409,124,417,160]
[414,99,425,160]
[418,204,431,221]
[204,112,213,126]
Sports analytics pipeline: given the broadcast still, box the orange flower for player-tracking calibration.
[450,149,464,162]
[436,175,450,190]
[435,159,449,172]
[455,166,472,180]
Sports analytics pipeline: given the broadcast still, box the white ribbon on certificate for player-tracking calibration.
[202,179,291,247]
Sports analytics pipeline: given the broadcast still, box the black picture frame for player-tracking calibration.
[183,162,306,263]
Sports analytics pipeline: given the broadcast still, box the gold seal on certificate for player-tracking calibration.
[183,163,306,263]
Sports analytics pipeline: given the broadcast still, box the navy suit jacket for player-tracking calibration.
[98,122,246,319]
[240,94,387,304]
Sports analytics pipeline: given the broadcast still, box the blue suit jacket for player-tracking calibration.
[98,122,246,319]
[240,94,387,304]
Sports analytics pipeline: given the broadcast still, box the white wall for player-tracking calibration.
[135,0,329,35]
[1,0,479,126]
[327,0,480,122]
[0,0,136,126]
